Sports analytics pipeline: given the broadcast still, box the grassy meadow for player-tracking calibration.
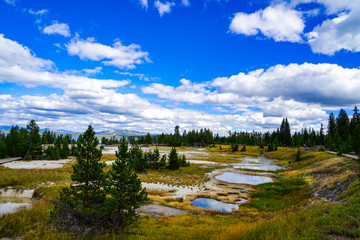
[0,145,359,239]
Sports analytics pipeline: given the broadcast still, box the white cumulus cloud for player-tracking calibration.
[140,0,148,8]
[154,0,175,17]
[304,1,360,55]
[182,0,190,7]
[66,36,150,69]
[43,21,71,37]
[28,9,49,15]
[0,34,324,134]
[229,4,305,42]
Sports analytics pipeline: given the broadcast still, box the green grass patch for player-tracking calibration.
[247,178,310,212]
[226,178,360,240]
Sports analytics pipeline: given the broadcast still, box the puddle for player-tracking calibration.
[191,198,239,212]
[0,188,34,215]
[187,160,218,165]
[233,163,283,171]
[215,172,273,185]
[3,159,72,169]
[0,202,32,215]
[236,198,248,204]
[232,157,284,171]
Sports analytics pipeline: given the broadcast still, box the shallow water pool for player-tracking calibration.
[0,202,32,215]
[191,198,239,212]
[215,172,273,185]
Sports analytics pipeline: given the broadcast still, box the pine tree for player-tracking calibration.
[61,137,70,159]
[145,132,152,145]
[352,124,360,153]
[350,106,359,132]
[6,126,20,157]
[129,145,146,172]
[174,125,182,146]
[279,118,286,146]
[328,113,336,136]
[51,125,107,232]
[104,147,147,228]
[284,118,291,146]
[168,147,180,170]
[336,109,350,142]
[319,123,325,145]
[117,137,129,160]
[26,120,42,159]
[0,137,7,158]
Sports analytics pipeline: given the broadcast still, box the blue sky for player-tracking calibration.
[0,0,359,134]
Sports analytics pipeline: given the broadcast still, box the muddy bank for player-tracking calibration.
[138,204,187,218]
[3,159,73,169]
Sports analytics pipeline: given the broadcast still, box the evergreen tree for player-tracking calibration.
[284,118,291,146]
[60,137,70,159]
[328,113,336,136]
[45,145,60,160]
[319,123,325,145]
[117,137,129,160]
[105,147,147,228]
[168,147,180,170]
[145,133,152,145]
[240,145,246,152]
[174,125,181,146]
[129,145,146,172]
[6,126,28,157]
[51,125,106,231]
[179,154,189,167]
[0,137,7,158]
[353,124,360,153]
[350,106,359,132]
[336,109,350,142]
[231,143,239,152]
[279,118,286,146]
[25,120,42,159]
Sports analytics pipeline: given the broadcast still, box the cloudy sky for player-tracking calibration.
[0,0,359,134]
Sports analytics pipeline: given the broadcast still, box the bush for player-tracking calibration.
[266,144,277,152]
[45,146,60,160]
[231,143,239,152]
[240,145,246,152]
[179,154,189,167]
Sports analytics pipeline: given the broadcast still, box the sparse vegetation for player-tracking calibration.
[1,132,359,239]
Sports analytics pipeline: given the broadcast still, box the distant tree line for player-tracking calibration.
[134,106,360,155]
[117,137,188,171]
[326,107,360,154]
[2,106,359,159]
[100,136,120,145]
[0,120,76,159]
[0,120,190,170]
